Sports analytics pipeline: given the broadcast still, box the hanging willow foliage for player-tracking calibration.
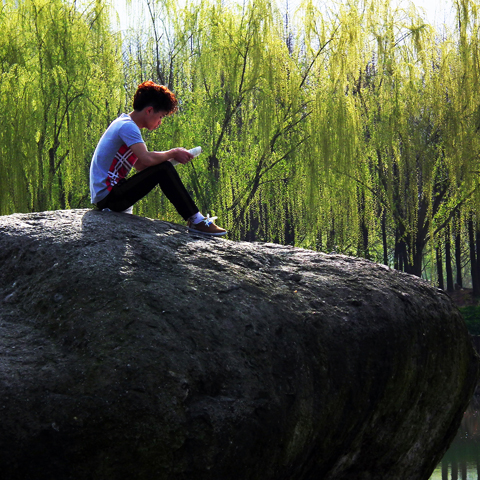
[0,0,124,215]
[125,0,479,274]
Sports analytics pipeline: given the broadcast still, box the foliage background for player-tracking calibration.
[2,0,480,290]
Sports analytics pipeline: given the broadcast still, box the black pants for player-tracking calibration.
[96,161,199,220]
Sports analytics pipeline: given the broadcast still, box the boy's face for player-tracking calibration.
[145,107,168,131]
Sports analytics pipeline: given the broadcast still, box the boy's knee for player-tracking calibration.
[162,161,175,171]
[150,161,175,174]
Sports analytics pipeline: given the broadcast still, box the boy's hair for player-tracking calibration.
[133,80,178,114]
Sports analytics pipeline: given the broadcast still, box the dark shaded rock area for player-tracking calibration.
[0,209,478,480]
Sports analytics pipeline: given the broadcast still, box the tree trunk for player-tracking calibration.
[284,206,295,246]
[436,246,444,290]
[382,210,388,266]
[402,238,423,278]
[357,191,370,260]
[358,221,369,260]
[316,230,323,252]
[445,225,454,292]
[327,217,335,253]
[243,208,259,243]
[476,226,480,291]
[460,459,467,480]
[451,459,458,480]
[394,231,405,272]
[455,222,463,288]
[468,217,479,297]
[410,246,424,278]
[441,459,448,480]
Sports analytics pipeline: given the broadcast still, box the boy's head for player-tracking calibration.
[133,80,178,114]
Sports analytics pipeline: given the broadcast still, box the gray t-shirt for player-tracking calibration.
[89,113,144,204]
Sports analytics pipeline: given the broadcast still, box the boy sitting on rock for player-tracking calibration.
[89,80,227,236]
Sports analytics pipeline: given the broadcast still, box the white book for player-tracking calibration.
[170,146,202,166]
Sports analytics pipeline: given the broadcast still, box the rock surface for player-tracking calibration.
[0,208,477,480]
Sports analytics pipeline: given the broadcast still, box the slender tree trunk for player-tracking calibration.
[394,230,404,271]
[455,221,463,288]
[363,222,369,259]
[451,459,458,480]
[436,246,444,290]
[327,216,335,253]
[460,459,467,480]
[411,246,424,278]
[397,240,407,273]
[394,232,399,270]
[316,230,323,252]
[468,217,479,297]
[284,205,295,246]
[382,210,388,266]
[445,225,454,292]
[476,226,480,290]
[244,208,259,243]
[357,190,370,259]
[441,458,448,480]
[358,221,369,259]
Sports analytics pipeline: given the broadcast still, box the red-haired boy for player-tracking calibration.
[89,80,226,236]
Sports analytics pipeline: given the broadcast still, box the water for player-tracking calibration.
[430,402,480,479]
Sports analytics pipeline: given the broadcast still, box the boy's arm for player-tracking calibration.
[130,142,193,171]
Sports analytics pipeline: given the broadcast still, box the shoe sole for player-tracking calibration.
[187,226,227,236]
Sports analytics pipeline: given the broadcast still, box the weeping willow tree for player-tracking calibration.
[0,0,124,215]
[294,0,480,276]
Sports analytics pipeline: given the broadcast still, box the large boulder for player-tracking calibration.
[0,209,477,480]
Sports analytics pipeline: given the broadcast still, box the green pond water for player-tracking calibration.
[430,402,480,480]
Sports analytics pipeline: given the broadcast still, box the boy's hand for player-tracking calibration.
[169,148,194,165]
